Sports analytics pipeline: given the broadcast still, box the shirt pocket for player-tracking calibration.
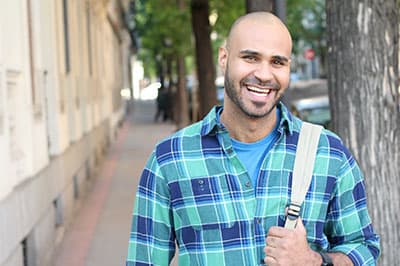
[169,175,237,231]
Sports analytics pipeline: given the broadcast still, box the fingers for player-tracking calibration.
[266,235,276,247]
[263,254,277,266]
[267,225,290,237]
[264,217,308,265]
[293,217,307,235]
[264,234,286,265]
[263,245,278,266]
[269,217,306,236]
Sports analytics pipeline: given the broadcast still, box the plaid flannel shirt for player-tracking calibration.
[126,103,380,266]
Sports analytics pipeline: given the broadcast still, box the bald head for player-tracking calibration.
[217,12,293,124]
[226,12,292,51]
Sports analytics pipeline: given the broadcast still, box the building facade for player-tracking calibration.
[0,0,134,265]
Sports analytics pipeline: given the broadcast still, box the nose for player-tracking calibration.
[254,62,274,82]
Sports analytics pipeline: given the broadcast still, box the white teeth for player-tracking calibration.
[247,86,272,94]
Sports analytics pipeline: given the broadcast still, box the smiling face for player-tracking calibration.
[219,12,292,119]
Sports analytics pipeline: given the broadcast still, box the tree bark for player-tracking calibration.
[176,56,190,129]
[326,1,400,265]
[191,0,217,118]
[246,0,286,24]
[166,55,174,121]
[246,0,273,13]
[175,0,190,129]
[273,0,286,23]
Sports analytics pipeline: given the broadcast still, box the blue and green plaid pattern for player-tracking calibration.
[127,103,380,266]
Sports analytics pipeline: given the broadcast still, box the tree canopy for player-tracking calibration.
[133,0,193,78]
[131,0,326,80]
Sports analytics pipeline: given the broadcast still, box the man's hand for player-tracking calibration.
[263,218,321,266]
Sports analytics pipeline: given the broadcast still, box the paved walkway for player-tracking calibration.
[54,100,177,266]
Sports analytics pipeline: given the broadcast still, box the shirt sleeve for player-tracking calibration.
[126,151,176,265]
[325,147,380,266]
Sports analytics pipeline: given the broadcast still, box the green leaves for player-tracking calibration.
[131,0,326,78]
[286,0,326,54]
[134,0,193,75]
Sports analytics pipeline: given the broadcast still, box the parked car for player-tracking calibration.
[290,95,331,129]
[215,76,225,105]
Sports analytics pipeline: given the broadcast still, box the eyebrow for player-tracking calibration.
[272,55,290,63]
[239,49,290,63]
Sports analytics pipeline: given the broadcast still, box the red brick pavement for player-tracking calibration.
[54,122,130,266]
[54,100,178,266]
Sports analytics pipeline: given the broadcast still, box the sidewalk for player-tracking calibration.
[54,100,177,266]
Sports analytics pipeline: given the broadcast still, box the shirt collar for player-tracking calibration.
[200,102,296,137]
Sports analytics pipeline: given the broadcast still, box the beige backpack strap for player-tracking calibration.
[284,122,323,230]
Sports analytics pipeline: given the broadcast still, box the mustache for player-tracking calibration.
[241,76,280,90]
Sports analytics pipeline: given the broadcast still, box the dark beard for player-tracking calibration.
[224,68,281,118]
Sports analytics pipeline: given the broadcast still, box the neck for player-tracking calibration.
[220,105,278,143]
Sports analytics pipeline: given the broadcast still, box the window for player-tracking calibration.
[21,232,36,266]
[27,0,43,117]
[62,0,70,73]
[73,175,79,199]
[53,196,64,227]
[0,71,3,135]
[86,2,93,76]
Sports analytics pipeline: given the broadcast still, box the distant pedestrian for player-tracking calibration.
[127,12,380,266]
[154,86,168,122]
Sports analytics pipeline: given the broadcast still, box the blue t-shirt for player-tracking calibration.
[218,109,281,188]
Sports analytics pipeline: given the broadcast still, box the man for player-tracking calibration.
[126,12,380,266]
[154,85,169,122]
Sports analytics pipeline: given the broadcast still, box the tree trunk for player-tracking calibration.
[326,1,400,265]
[165,55,174,121]
[246,0,286,23]
[273,0,286,23]
[191,0,216,118]
[175,0,190,129]
[176,56,190,129]
[246,0,273,13]
[156,58,165,89]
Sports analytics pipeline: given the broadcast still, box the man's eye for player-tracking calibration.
[243,56,257,62]
[272,59,284,65]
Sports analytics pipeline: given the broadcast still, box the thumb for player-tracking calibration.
[294,217,306,234]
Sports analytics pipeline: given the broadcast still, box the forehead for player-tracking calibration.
[229,19,292,57]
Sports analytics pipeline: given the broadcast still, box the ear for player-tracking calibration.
[218,46,228,72]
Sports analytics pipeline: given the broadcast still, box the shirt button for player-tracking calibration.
[257,218,262,224]
[245,181,251,187]
[226,147,233,153]
[198,180,204,185]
